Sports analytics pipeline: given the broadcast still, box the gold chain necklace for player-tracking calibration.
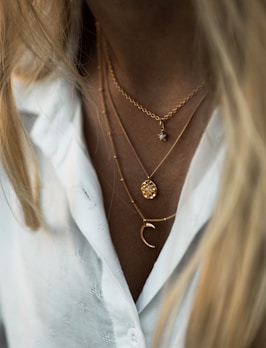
[97,24,206,248]
[105,56,208,200]
[97,27,176,248]
[104,39,204,141]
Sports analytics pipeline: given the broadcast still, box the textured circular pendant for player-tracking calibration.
[140,179,158,199]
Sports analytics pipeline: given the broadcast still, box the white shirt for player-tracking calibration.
[0,76,224,348]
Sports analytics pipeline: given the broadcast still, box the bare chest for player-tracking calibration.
[82,94,212,301]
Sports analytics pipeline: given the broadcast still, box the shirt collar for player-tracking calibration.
[13,75,81,160]
[13,75,129,296]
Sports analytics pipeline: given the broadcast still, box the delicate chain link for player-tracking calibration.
[104,40,204,122]
[97,25,176,224]
[105,57,208,180]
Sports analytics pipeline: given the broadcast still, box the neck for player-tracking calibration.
[85,0,203,111]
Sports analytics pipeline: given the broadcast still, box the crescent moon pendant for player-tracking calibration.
[140,222,156,249]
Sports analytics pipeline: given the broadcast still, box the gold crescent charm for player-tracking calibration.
[140,222,156,249]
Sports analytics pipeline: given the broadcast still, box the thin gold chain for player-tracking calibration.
[97,25,176,224]
[105,66,208,180]
[104,39,204,123]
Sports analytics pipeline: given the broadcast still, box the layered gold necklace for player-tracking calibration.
[105,63,207,200]
[96,24,207,248]
[104,40,204,142]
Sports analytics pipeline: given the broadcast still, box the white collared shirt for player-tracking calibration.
[0,76,224,348]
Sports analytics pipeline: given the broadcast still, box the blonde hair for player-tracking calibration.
[0,0,265,346]
[154,1,266,347]
[0,0,81,228]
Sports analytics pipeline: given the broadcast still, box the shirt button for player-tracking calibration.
[127,328,139,346]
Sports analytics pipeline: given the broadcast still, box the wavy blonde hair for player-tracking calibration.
[0,0,82,228]
[0,0,265,346]
[154,1,266,347]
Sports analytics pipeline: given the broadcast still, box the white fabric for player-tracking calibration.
[0,76,224,348]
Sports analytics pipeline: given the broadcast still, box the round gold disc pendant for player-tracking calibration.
[140,179,158,199]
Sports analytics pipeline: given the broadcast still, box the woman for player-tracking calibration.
[0,0,265,347]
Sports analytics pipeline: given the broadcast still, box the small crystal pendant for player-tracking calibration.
[140,179,158,199]
[158,121,167,141]
[158,129,167,141]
